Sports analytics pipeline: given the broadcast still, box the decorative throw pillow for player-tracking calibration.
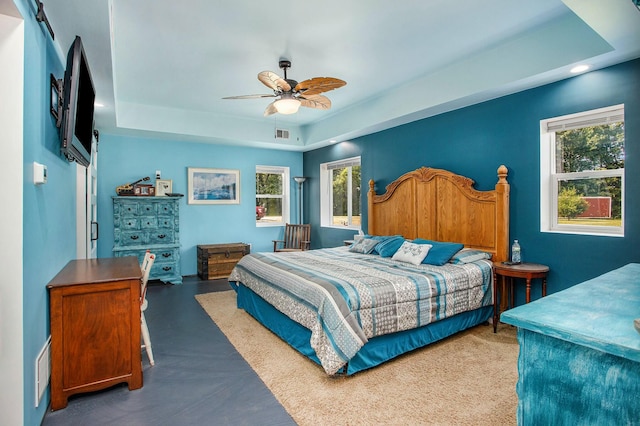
[413,239,464,266]
[392,241,432,266]
[450,249,492,264]
[375,235,406,257]
[348,238,379,254]
[365,235,402,255]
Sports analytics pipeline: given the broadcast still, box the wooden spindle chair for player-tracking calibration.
[273,223,311,252]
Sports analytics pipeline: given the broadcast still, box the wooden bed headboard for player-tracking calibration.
[367,165,510,262]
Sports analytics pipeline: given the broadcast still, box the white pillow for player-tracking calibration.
[392,241,432,266]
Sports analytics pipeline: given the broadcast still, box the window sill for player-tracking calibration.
[321,224,362,232]
[542,228,624,238]
[256,222,286,228]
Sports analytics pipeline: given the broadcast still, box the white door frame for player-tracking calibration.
[76,135,98,259]
[0,5,25,424]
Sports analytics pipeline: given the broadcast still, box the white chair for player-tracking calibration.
[140,250,156,366]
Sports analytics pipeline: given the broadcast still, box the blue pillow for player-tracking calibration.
[413,239,464,266]
[365,235,402,255]
[376,236,406,257]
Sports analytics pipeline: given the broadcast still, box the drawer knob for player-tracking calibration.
[130,235,139,240]
[162,266,172,271]
[158,234,166,239]
[162,252,171,258]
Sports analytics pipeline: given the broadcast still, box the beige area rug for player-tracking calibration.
[196,291,519,426]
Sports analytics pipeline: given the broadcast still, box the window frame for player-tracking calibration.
[320,156,362,231]
[540,104,625,237]
[255,165,290,227]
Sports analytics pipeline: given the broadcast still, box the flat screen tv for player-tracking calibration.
[60,36,95,167]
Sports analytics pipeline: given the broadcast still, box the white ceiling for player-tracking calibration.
[43,0,640,151]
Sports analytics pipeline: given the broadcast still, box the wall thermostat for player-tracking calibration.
[34,162,47,185]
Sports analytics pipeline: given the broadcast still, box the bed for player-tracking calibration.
[229,165,510,375]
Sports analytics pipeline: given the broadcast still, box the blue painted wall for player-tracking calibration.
[304,59,640,302]
[96,134,303,275]
[18,0,78,423]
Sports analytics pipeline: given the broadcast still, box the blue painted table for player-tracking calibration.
[501,263,640,425]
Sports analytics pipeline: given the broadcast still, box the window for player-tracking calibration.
[320,157,361,229]
[256,166,290,226]
[540,105,624,236]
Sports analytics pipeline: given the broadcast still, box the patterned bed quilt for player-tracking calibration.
[228,246,493,375]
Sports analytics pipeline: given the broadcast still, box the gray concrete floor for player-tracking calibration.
[42,276,296,426]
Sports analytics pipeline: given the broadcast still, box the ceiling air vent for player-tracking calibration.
[275,128,290,140]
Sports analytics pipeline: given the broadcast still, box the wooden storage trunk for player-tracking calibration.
[197,243,250,280]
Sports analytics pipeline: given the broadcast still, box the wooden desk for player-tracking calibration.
[492,262,549,332]
[47,257,143,410]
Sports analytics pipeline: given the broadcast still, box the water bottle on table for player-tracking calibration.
[511,240,521,264]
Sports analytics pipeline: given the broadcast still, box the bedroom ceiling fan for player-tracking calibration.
[223,60,346,116]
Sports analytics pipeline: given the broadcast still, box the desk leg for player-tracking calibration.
[526,278,531,303]
[493,270,498,333]
[542,277,547,297]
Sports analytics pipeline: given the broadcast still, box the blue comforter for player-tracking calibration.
[229,246,492,374]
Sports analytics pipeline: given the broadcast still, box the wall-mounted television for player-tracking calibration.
[59,36,95,167]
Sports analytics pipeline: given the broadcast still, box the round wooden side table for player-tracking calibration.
[492,262,549,332]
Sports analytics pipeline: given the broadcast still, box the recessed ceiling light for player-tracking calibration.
[570,65,589,74]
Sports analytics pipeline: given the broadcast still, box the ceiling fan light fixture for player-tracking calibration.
[224,60,346,117]
[274,98,301,115]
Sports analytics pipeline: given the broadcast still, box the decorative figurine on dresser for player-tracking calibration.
[112,196,182,284]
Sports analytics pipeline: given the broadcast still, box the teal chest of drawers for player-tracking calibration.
[501,264,640,424]
[112,196,182,284]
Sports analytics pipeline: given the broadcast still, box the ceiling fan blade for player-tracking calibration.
[299,94,332,110]
[222,94,276,99]
[258,71,291,92]
[294,77,346,96]
[263,101,278,116]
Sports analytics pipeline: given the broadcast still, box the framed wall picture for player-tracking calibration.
[188,167,240,205]
[155,179,172,196]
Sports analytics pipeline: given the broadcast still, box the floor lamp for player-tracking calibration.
[293,176,307,224]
